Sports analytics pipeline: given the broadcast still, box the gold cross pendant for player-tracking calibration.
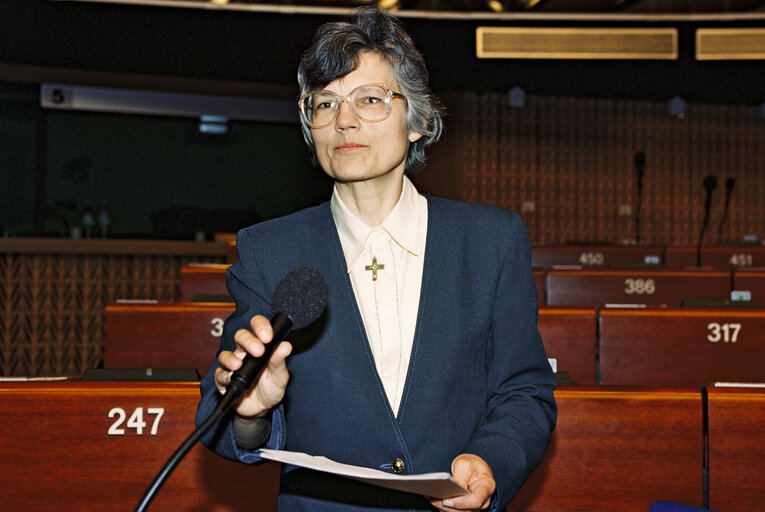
[365,256,385,281]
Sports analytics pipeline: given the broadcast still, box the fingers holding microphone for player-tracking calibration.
[214,314,293,419]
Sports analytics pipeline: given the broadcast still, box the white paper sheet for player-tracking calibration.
[258,448,469,499]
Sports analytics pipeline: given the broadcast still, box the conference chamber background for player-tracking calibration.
[1,3,764,512]
[1,0,764,378]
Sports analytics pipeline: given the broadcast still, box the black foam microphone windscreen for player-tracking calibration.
[227,267,328,397]
[271,266,330,329]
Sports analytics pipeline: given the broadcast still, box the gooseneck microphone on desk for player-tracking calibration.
[135,267,329,512]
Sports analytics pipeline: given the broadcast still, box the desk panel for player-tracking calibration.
[531,245,663,269]
[706,385,765,512]
[180,263,231,301]
[538,307,597,384]
[0,381,280,512]
[600,307,765,385]
[546,269,731,306]
[509,386,704,511]
[104,302,234,377]
[665,246,765,270]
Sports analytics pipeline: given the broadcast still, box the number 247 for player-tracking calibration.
[108,407,165,436]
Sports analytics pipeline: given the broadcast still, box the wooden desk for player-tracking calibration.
[104,302,235,377]
[180,263,231,301]
[0,381,280,512]
[546,268,731,306]
[531,245,663,269]
[665,246,765,269]
[509,386,704,511]
[538,307,597,384]
[706,384,765,512]
[599,307,765,386]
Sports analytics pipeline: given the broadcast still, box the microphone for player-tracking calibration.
[226,266,329,399]
[135,267,328,512]
[696,175,718,267]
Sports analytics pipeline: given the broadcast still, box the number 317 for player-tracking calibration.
[707,323,741,343]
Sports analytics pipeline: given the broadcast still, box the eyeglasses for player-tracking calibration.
[298,83,406,129]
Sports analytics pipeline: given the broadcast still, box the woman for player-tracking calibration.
[197,7,556,511]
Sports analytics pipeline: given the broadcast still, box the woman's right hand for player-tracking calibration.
[214,314,293,419]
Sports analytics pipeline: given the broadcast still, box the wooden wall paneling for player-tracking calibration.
[725,104,746,242]
[537,96,558,245]
[560,96,578,243]
[653,102,675,246]
[518,96,539,244]
[597,98,618,243]
[667,99,692,245]
[479,93,501,206]
[439,93,762,247]
[666,101,688,246]
[743,105,765,240]
[0,251,224,378]
[577,98,598,242]
[499,93,513,210]
[461,93,480,203]
[713,106,733,243]
[413,91,465,201]
[646,100,664,245]
[613,99,634,243]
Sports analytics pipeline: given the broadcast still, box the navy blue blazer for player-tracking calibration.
[196,196,556,511]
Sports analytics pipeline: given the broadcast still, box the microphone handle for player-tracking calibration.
[226,312,293,398]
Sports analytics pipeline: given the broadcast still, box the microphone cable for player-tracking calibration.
[134,388,241,512]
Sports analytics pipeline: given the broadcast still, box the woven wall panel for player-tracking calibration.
[0,252,223,378]
[458,93,764,245]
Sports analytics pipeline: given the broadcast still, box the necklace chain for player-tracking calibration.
[369,237,403,413]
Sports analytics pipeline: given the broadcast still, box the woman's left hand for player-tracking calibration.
[428,453,496,511]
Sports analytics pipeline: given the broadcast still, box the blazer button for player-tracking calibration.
[392,458,405,473]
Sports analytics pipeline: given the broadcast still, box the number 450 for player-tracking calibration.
[108,407,165,436]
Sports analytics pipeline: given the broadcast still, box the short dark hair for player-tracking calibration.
[297,6,444,175]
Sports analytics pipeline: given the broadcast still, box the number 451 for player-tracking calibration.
[108,407,165,436]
